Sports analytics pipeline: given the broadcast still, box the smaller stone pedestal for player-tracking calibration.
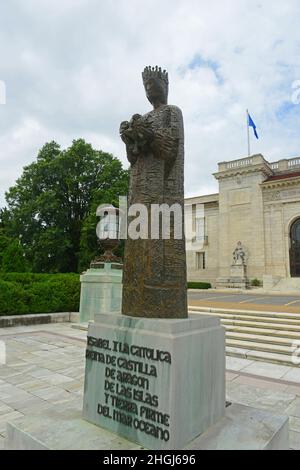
[79,263,122,323]
[230,263,246,278]
[216,263,249,289]
[83,313,225,450]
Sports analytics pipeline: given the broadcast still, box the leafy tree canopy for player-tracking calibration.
[1,240,29,273]
[3,139,129,273]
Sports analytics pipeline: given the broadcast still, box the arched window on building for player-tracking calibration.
[290,218,300,277]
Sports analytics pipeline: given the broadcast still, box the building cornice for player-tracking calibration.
[214,163,273,180]
[261,175,300,190]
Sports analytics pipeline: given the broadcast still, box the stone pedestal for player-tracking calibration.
[216,263,249,289]
[230,263,246,278]
[79,263,122,323]
[82,313,226,450]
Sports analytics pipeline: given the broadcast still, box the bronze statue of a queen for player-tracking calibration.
[120,66,187,318]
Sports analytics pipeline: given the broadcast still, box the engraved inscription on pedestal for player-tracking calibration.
[83,314,225,450]
[85,336,171,443]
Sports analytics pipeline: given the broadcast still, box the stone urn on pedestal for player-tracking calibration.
[79,205,123,323]
[91,205,122,267]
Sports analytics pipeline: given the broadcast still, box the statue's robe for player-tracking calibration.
[122,104,187,318]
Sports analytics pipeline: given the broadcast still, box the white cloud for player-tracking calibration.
[0,0,300,206]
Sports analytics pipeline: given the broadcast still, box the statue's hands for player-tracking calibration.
[120,121,131,144]
[120,121,129,134]
[120,115,154,164]
[132,119,154,143]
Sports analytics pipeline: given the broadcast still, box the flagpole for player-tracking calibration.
[246,109,250,157]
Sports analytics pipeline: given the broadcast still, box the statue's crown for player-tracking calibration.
[142,66,169,87]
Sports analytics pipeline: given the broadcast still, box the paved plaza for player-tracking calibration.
[188,291,300,313]
[1,322,300,450]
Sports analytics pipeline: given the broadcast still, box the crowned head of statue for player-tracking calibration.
[142,66,169,108]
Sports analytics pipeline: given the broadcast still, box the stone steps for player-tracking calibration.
[189,307,300,318]
[226,331,298,347]
[222,318,300,332]
[225,324,300,340]
[226,338,292,356]
[189,306,300,320]
[189,307,300,325]
[220,314,300,326]
[189,307,300,367]
[226,347,298,367]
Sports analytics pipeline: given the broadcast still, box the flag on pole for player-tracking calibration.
[247,111,259,139]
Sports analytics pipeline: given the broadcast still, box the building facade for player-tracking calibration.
[185,154,300,289]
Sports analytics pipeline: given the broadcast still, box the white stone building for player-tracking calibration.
[185,154,300,289]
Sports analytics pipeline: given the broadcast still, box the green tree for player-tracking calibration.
[5,139,129,273]
[0,229,10,269]
[1,240,29,273]
[0,209,14,269]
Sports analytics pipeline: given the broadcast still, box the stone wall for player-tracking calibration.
[185,196,219,285]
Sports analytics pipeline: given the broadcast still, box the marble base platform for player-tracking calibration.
[83,314,226,450]
[186,403,289,450]
[4,403,288,450]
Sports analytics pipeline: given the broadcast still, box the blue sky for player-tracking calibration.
[0,0,300,207]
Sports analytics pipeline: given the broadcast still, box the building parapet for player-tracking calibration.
[216,154,300,180]
[267,157,300,174]
[288,157,300,168]
[215,154,272,180]
[225,158,253,169]
[218,154,267,172]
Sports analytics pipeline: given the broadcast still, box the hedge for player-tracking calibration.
[250,278,262,287]
[188,282,211,289]
[0,273,211,316]
[0,273,80,315]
